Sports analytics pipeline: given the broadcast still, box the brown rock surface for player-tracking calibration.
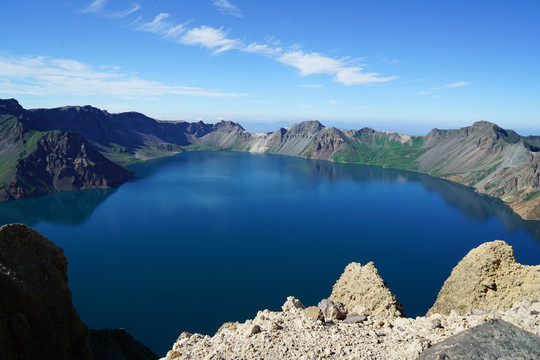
[427,240,540,316]
[329,262,405,318]
[0,223,93,360]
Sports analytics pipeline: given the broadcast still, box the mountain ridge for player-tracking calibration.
[0,99,538,220]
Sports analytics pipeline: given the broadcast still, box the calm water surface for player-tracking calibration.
[1,151,539,356]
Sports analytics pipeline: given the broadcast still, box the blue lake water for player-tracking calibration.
[1,151,540,356]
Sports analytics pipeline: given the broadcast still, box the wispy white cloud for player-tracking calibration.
[82,0,107,13]
[134,12,397,85]
[297,84,323,88]
[109,3,140,18]
[180,26,240,53]
[136,13,187,39]
[278,50,397,85]
[329,100,340,104]
[0,54,245,98]
[82,0,140,18]
[440,81,471,89]
[418,81,471,95]
[212,0,243,17]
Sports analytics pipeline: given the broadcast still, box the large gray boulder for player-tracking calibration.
[416,319,540,359]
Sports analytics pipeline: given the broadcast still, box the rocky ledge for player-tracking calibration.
[162,241,540,359]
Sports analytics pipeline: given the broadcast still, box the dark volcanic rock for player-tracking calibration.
[0,130,134,201]
[416,319,540,360]
[89,329,158,360]
[0,223,93,360]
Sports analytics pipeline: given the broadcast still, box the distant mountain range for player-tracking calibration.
[1,98,538,220]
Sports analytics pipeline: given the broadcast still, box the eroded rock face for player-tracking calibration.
[427,240,540,316]
[0,223,93,360]
[329,262,405,318]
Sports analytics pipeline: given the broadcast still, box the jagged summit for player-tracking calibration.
[286,120,325,135]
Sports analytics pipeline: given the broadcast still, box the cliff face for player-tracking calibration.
[1,99,538,220]
[0,100,133,201]
[0,224,93,360]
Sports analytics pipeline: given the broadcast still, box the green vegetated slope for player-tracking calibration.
[1,98,538,220]
[0,103,133,201]
[246,120,539,220]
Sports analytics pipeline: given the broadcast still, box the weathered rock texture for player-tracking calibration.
[427,240,540,316]
[162,299,540,360]
[0,223,93,360]
[89,329,158,360]
[416,318,540,360]
[329,262,405,318]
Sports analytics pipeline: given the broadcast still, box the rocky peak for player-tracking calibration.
[215,120,245,132]
[427,240,540,316]
[329,262,405,318]
[286,120,325,136]
[0,98,25,116]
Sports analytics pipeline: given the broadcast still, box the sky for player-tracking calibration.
[1,0,539,135]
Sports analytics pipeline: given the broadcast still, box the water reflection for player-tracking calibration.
[0,188,118,227]
[288,158,540,243]
[0,152,538,242]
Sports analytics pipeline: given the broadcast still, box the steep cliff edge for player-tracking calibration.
[0,224,157,360]
[0,100,133,201]
[0,223,93,360]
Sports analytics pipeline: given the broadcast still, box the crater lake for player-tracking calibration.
[1,151,539,356]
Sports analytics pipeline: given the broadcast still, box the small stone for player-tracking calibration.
[177,331,193,341]
[244,324,261,337]
[318,298,347,321]
[430,319,443,329]
[342,314,367,324]
[282,296,305,312]
[304,306,324,321]
[166,350,181,359]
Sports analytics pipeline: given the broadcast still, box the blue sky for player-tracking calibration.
[1,1,539,134]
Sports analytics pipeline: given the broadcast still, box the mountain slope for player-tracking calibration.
[1,99,538,220]
[0,100,133,200]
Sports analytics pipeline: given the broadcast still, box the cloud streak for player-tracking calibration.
[418,81,471,95]
[0,55,245,98]
[82,0,140,18]
[212,0,243,17]
[135,13,397,85]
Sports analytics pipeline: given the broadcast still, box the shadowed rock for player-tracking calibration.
[89,329,158,360]
[0,223,93,360]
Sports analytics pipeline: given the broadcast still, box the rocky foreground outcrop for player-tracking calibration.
[162,241,540,359]
[329,262,405,318]
[427,240,540,316]
[416,318,540,360]
[0,223,93,360]
[0,224,157,360]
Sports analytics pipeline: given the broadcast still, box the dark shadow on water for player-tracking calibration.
[0,188,118,227]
